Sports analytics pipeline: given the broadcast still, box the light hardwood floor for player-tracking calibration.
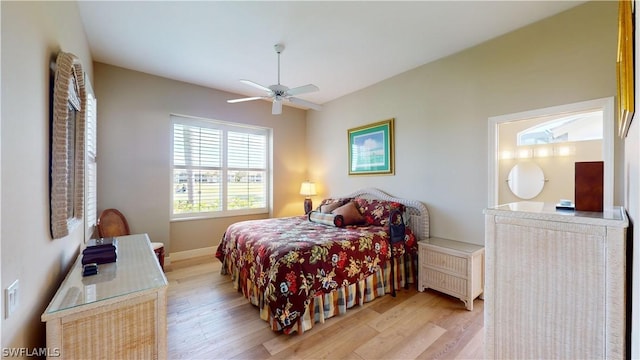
[165,255,484,359]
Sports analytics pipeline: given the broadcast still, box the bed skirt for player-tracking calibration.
[220,254,417,334]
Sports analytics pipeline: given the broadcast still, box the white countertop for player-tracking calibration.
[484,201,628,227]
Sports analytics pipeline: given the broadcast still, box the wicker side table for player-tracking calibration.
[418,237,484,310]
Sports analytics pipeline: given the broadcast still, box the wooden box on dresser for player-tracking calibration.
[484,202,628,359]
[418,237,484,310]
[41,234,168,359]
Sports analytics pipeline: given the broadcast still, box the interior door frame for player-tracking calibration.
[488,96,614,208]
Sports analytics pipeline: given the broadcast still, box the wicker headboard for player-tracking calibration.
[341,187,430,240]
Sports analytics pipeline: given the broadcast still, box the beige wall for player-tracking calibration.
[627,6,640,359]
[626,101,639,359]
[307,1,619,245]
[1,1,93,350]
[93,64,308,254]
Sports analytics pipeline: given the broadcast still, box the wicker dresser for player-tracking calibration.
[484,202,628,359]
[418,237,484,310]
[42,233,168,359]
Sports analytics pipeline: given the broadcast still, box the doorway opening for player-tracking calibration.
[488,97,614,207]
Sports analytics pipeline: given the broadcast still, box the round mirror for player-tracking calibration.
[507,162,545,199]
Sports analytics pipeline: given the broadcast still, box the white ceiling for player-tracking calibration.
[77,1,585,109]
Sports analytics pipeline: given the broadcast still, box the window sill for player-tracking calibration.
[170,210,269,222]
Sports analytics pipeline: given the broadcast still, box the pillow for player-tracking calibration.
[308,211,345,227]
[354,198,405,226]
[331,201,365,225]
[320,201,344,214]
[317,197,351,213]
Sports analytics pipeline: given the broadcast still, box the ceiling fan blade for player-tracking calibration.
[227,96,265,104]
[288,97,322,111]
[286,84,319,96]
[272,99,282,115]
[240,79,272,93]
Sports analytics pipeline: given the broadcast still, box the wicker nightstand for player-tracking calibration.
[418,237,484,310]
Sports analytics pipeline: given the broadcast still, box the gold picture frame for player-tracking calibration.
[617,0,634,138]
[348,119,395,175]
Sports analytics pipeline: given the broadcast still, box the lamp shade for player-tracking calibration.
[299,181,317,197]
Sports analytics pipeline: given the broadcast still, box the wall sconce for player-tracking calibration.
[533,147,551,158]
[517,148,533,159]
[554,145,575,156]
[299,181,317,214]
[501,150,515,160]
[501,144,577,160]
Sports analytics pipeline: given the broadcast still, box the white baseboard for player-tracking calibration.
[167,246,216,265]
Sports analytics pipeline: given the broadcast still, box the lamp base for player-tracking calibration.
[304,198,313,214]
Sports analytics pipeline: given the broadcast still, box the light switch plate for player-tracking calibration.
[5,279,19,319]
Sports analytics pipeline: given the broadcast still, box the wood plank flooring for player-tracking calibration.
[165,255,484,359]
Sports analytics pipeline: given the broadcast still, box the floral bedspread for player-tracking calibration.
[215,216,399,332]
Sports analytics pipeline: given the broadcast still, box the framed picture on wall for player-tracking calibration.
[617,0,634,138]
[348,118,395,175]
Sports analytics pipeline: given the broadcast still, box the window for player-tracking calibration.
[85,85,97,239]
[171,115,270,219]
[517,110,603,145]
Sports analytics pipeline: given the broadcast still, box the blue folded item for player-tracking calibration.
[82,238,118,265]
[83,245,116,255]
[82,251,117,265]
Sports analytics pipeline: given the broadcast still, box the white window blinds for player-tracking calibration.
[85,87,97,239]
[171,115,269,219]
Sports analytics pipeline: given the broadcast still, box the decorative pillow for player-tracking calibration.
[354,198,405,226]
[317,197,351,213]
[331,201,365,225]
[308,211,344,227]
[320,201,343,214]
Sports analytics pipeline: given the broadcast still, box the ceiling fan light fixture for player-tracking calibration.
[272,98,283,115]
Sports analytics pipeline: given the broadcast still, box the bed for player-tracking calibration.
[215,188,429,334]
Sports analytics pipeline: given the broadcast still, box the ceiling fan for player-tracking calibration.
[227,44,322,115]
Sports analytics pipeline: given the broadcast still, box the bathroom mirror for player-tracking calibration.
[507,162,545,199]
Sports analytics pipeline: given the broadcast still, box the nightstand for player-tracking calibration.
[418,237,484,310]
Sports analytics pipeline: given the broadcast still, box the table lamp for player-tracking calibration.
[299,181,317,214]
